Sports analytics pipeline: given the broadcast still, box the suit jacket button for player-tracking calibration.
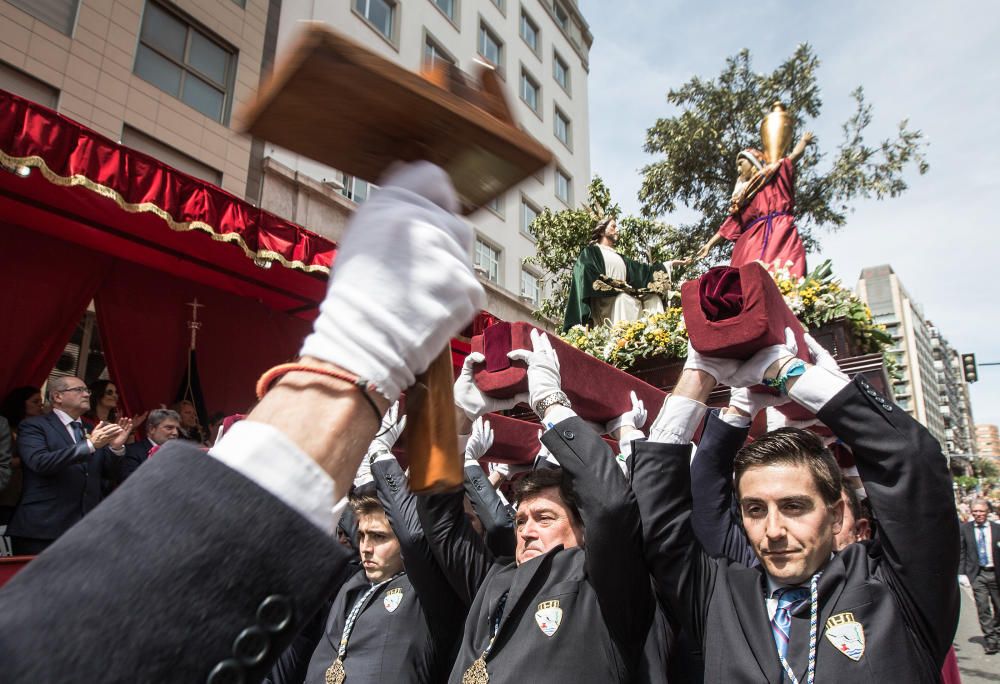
[207,659,244,684]
[884,405,893,412]
[233,626,270,666]
[562,430,575,440]
[257,595,293,633]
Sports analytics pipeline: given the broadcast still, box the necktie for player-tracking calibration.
[771,587,809,662]
[978,525,990,567]
[70,421,85,444]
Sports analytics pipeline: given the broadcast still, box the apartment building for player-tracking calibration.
[857,264,978,455]
[262,0,593,322]
[977,424,999,460]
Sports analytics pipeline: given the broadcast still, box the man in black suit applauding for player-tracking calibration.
[961,499,1000,654]
[7,376,132,555]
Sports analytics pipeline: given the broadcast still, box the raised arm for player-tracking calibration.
[787,131,814,164]
[511,330,653,656]
[461,418,516,558]
[792,339,959,662]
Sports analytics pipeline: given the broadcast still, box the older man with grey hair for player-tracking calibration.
[121,408,181,482]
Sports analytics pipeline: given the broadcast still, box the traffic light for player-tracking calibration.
[961,353,978,383]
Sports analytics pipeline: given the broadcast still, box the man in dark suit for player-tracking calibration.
[420,329,655,683]
[961,499,1000,654]
[631,337,959,683]
[120,407,180,482]
[7,376,131,555]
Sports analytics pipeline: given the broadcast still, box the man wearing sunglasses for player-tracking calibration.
[7,376,132,555]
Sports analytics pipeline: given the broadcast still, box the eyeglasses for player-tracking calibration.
[59,387,91,394]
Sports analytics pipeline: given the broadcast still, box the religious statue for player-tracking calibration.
[695,102,813,278]
[563,217,682,332]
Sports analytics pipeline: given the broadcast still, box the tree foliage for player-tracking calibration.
[524,176,693,322]
[639,44,929,255]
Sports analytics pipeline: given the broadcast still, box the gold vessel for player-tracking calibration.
[760,102,792,163]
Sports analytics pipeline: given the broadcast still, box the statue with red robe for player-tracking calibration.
[696,131,813,278]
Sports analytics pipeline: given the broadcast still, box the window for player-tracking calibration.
[0,62,59,108]
[475,238,501,283]
[554,107,571,147]
[230,0,246,7]
[433,0,456,22]
[423,34,455,69]
[553,52,570,92]
[555,168,572,204]
[7,0,79,36]
[478,21,503,69]
[490,0,505,11]
[553,2,570,30]
[340,174,371,203]
[519,10,539,53]
[520,269,541,306]
[521,197,540,237]
[134,3,236,123]
[122,126,222,185]
[487,193,505,216]
[354,0,395,41]
[519,68,539,113]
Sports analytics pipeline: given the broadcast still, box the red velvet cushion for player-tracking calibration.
[682,262,808,362]
[698,266,744,320]
[470,322,667,427]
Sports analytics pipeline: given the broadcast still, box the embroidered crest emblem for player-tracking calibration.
[824,612,865,661]
[383,587,403,613]
[534,599,562,637]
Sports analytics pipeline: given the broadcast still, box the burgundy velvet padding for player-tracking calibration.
[698,266,744,320]
[471,322,667,427]
[682,261,809,362]
[483,322,513,372]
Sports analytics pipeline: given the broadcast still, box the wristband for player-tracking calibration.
[762,358,807,396]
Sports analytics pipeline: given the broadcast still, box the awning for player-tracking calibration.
[0,88,335,316]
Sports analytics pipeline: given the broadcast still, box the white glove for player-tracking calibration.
[506,329,563,414]
[729,386,790,418]
[488,460,535,480]
[454,352,530,421]
[353,455,374,489]
[606,391,647,436]
[959,575,971,588]
[464,417,494,466]
[684,327,799,388]
[803,333,848,381]
[300,161,486,400]
[368,401,406,461]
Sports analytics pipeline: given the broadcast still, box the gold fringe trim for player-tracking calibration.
[0,149,331,275]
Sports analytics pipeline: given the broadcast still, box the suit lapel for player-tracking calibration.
[46,412,76,448]
[786,554,849,678]
[728,566,784,682]
[494,546,558,641]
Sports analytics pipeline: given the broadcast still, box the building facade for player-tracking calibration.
[977,424,1000,460]
[0,0,274,197]
[262,0,593,323]
[856,264,977,456]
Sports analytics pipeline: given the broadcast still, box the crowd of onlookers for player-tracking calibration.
[0,378,224,556]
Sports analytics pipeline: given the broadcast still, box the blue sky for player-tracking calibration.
[578,0,1000,439]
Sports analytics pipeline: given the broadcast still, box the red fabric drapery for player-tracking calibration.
[95,260,312,419]
[0,88,335,275]
[0,228,109,391]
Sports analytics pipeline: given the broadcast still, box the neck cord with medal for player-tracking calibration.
[461,590,509,684]
[777,571,822,684]
[325,572,405,684]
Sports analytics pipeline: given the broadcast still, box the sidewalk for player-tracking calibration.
[955,584,1000,683]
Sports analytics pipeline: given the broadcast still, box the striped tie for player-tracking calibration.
[771,587,809,661]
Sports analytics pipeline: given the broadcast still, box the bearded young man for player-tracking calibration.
[630,332,959,683]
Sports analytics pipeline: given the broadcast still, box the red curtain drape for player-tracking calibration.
[95,259,312,418]
[0,227,109,392]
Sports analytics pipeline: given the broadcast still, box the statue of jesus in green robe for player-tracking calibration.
[563,218,673,332]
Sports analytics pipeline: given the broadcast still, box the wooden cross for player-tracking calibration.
[186,298,205,350]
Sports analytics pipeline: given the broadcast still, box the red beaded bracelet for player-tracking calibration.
[255,362,384,426]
